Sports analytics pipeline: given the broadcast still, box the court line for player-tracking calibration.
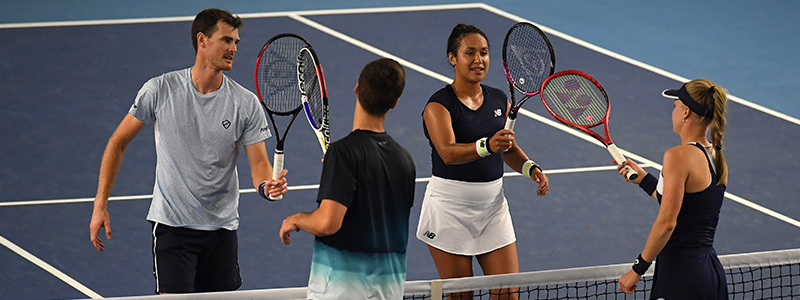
[0,234,103,299]
[0,3,485,29]
[476,4,800,127]
[288,12,800,229]
[3,2,795,127]
[0,165,644,207]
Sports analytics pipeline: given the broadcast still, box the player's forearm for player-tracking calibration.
[503,148,530,173]
[249,164,273,188]
[94,139,129,206]
[289,211,339,237]
[436,143,486,165]
[641,219,675,262]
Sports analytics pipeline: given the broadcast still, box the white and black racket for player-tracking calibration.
[297,46,330,154]
[502,22,555,131]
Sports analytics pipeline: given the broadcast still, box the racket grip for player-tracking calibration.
[269,151,284,200]
[504,117,516,131]
[607,144,639,181]
[502,117,516,153]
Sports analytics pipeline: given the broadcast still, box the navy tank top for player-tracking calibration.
[422,84,508,182]
[657,142,726,248]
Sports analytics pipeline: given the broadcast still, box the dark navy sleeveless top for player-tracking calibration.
[657,142,726,248]
[422,84,508,182]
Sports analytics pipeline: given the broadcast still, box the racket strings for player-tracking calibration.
[297,49,325,129]
[257,37,307,114]
[542,74,608,126]
[504,26,553,94]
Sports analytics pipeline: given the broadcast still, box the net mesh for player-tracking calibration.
[99,249,800,300]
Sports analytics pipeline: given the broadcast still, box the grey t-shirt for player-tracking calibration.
[129,68,270,230]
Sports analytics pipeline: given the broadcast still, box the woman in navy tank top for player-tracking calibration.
[416,24,550,300]
[615,79,729,300]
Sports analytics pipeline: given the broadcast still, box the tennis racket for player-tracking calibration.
[254,33,310,200]
[540,70,638,180]
[297,46,330,154]
[502,22,555,131]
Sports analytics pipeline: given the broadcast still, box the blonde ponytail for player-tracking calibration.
[686,80,728,185]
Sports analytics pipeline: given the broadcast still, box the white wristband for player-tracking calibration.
[476,137,491,158]
[522,160,540,178]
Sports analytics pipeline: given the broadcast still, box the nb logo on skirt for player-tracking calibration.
[423,230,436,239]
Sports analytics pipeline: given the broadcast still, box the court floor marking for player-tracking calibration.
[475,4,800,127]
[289,12,800,229]
[517,109,800,228]
[0,3,485,29]
[1,164,647,207]
[2,3,796,127]
[0,234,103,299]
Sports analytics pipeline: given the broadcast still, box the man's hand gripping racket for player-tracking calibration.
[540,70,638,180]
[255,33,313,200]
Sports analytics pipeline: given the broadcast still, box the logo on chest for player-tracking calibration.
[493,108,503,118]
[222,119,231,129]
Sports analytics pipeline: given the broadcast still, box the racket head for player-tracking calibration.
[297,47,325,130]
[297,46,331,153]
[254,33,310,115]
[502,22,556,96]
[540,70,612,143]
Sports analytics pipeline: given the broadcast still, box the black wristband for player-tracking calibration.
[482,138,493,154]
[638,173,657,196]
[258,181,274,201]
[632,253,652,275]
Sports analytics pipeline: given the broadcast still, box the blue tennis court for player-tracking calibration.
[1,2,799,299]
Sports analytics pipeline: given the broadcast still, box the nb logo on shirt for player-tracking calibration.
[494,109,502,118]
[222,119,231,129]
[423,230,436,239]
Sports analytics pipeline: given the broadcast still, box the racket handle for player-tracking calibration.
[607,144,639,181]
[269,151,284,200]
[502,117,516,153]
[504,117,516,131]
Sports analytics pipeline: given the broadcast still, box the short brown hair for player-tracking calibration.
[191,8,242,53]
[357,58,406,116]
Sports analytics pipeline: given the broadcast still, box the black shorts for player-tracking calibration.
[150,222,242,294]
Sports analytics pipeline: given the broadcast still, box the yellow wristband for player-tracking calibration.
[522,160,540,178]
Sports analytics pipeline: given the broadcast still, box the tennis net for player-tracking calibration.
[100,248,800,300]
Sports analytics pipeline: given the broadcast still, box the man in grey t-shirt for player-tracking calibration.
[89,8,288,294]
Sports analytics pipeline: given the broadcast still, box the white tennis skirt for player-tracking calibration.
[416,176,516,256]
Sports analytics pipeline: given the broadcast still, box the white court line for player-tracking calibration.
[0,235,103,299]
[288,11,800,229]
[1,165,639,207]
[476,4,800,127]
[0,3,485,29]
[1,3,796,127]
